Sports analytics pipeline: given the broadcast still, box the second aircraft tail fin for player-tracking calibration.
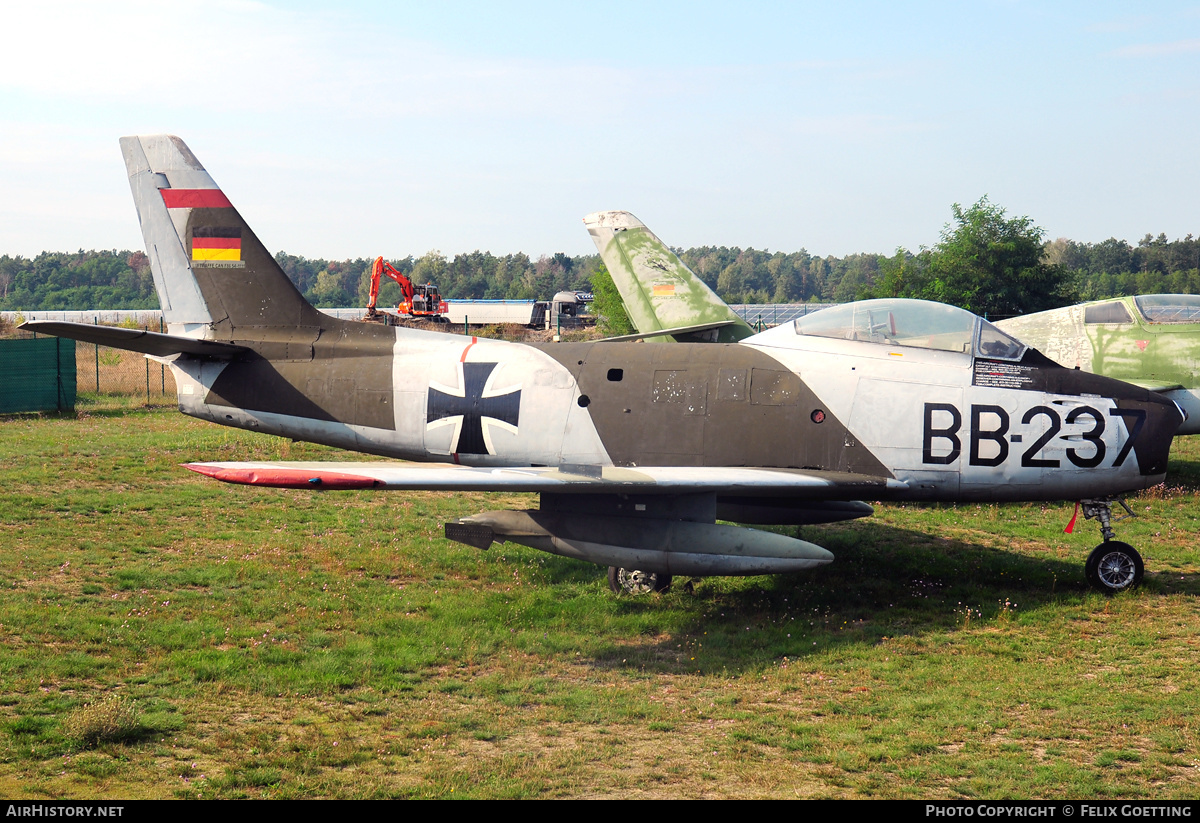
[583,210,753,343]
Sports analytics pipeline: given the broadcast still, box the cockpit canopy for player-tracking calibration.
[1133,294,1200,324]
[792,298,1026,361]
[1081,295,1200,325]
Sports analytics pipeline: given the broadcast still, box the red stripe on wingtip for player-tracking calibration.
[184,463,380,489]
[161,189,233,209]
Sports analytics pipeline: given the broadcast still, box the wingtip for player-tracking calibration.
[182,462,381,489]
[183,462,221,478]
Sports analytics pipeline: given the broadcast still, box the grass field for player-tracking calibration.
[3,397,1200,799]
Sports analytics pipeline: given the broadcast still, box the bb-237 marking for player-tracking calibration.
[923,401,1146,469]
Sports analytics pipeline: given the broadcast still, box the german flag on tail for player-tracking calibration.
[192,226,243,267]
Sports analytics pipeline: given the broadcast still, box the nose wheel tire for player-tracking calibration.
[1085,541,1144,594]
[608,566,672,595]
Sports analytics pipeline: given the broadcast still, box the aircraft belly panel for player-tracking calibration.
[170,357,227,415]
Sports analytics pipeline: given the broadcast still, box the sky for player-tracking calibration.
[1,1,1198,261]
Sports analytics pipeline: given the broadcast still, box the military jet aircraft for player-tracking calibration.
[998,295,1200,435]
[21,137,1185,596]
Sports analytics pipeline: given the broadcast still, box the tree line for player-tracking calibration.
[2,199,1198,319]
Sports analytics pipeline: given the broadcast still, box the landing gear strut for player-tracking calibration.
[1078,498,1143,595]
[607,566,672,595]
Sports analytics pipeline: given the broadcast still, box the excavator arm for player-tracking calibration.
[367,256,414,313]
[367,256,448,320]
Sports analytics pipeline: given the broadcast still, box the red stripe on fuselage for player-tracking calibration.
[460,337,478,362]
[161,189,233,209]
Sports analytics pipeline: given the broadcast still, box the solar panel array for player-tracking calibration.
[729,303,835,328]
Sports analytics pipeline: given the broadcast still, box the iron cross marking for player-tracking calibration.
[427,362,521,455]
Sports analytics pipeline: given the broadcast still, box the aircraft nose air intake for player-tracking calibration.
[1136,393,1186,477]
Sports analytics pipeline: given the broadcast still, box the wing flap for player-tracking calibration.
[184,461,906,496]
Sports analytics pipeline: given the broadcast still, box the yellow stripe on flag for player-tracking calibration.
[193,248,241,262]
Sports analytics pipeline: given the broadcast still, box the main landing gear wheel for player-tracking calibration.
[608,566,672,595]
[1086,541,1144,595]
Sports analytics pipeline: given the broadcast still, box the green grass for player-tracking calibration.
[2,399,1200,797]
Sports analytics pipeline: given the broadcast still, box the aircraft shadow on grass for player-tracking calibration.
[553,519,1200,672]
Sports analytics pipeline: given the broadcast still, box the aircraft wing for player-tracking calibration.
[185,461,907,496]
[20,321,247,358]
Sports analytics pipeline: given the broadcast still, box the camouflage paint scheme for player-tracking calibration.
[998,296,1200,435]
[21,137,1185,592]
[583,211,754,343]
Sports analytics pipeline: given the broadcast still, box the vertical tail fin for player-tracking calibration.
[583,211,753,343]
[121,135,325,340]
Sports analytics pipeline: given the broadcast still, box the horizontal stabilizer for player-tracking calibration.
[20,321,248,358]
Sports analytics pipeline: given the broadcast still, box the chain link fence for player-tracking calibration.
[75,338,176,400]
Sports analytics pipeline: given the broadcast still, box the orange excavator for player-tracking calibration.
[365,256,448,322]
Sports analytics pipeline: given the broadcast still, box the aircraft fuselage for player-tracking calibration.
[166,316,1180,505]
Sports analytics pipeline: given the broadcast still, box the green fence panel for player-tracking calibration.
[0,337,77,413]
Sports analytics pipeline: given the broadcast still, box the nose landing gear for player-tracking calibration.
[1078,499,1143,594]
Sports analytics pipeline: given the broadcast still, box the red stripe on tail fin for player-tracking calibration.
[161,189,233,209]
